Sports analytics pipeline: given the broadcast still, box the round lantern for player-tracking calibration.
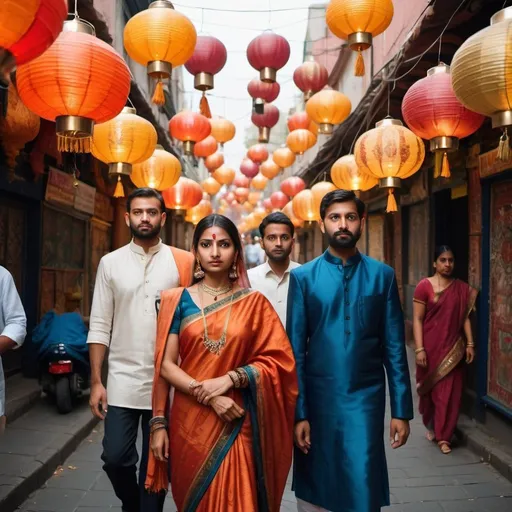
[253,206,267,222]
[131,145,181,191]
[288,111,316,132]
[273,147,296,169]
[1,0,67,74]
[194,135,218,159]
[251,103,280,143]
[287,129,317,155]
[263,198,273,211]
[260,159,281,179]
[186,195,213,225]
[402,63,484,178]
[247,78,280,113]
[270,190,289,210]
[355,118,425,213]
[326,0,394,76]
[306,89,352,135]
[202,176,222,195]
[204,152,224,173]
[281,177,306,198]
[163,177,203,214]
[248,191,262,206]
[282,201,304,229]
[293,56,329,101]
[247,31,290,83]
[209,117,236,147]
[240,158,260,179]
[451,7,512,160]
[169,111,211,155]
[331,154,378,191]
[234,174,251,188]
[235,187,250,203]
[251,173,268,191]
[0,80,40,168]
[247,143,269,164]
[212,165,235,185]
[124,0,196,105]
[292,190,318,224]
[312,181,337,204]
[242,201,253,213]
[17,18,131,153]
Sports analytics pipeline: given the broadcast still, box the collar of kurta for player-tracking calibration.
[129,239,163,256]
[263,260,295,277]
[323,249,362,267]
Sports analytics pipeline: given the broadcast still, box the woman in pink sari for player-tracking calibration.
[413,245,477,454]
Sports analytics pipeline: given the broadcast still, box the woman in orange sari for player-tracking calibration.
[413,245,477,455]
[145,214,298,511]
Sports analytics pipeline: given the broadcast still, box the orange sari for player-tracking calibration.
[146,288,298,512]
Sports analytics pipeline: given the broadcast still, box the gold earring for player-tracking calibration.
[229,261,238,280]
[194,259,205,280]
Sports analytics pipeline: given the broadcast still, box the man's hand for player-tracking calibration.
[294,420,311,454]
[89,382,108,420]
[151,428,169,462]
[390,418,410,449]
[0,335,16,356]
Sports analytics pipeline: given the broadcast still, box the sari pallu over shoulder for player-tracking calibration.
[417,281,478,396]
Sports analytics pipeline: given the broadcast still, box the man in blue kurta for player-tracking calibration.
[286,190,413,512]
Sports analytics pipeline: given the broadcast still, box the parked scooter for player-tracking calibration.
[32,291,90,414]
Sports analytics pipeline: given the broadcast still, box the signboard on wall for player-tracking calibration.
[487,180,512,412]
[74,181,96,215]
[45,168,74,206]
[367,214,385,262]
[479,148,512,179]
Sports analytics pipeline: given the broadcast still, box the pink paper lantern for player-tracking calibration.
[240,158,259,179]
[247,31,290,83]
[281,177,306,198]
[270,190,289,210]
[247,78,280,103]
[263,198,273,210]
[233,174,250,188]
[293,58,329,101]
[251,103,280,143]
[185,35,227,90]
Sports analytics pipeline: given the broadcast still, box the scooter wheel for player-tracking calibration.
[55,376,73,414]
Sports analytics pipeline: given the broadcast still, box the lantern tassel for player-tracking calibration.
[152,80,166,106]
[200,92,212,118]
[440,152,451,178]
[113,176,125,198]
[433,151,443,178]
[354,50,365,77]
[497,128,510,162]
[57,135,91,154]
[386,189,398,213]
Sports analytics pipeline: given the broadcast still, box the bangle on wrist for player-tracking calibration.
[467,343,475,348]
[188,379,198,394]
[414,347,425,354]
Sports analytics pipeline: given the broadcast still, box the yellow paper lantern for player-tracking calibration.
[212,165,236,185]
[286,129,317,155]
[354,118,425,213]
[202,176,222,195]
[260,159,281,179]
[186,196,213,225]
[282,201,304,229]
[242,201,254,213]
[451,7,512,159]
[124,0,197,105]
[131,145,181,191]
[92,107,158,197]
[312,181,337,205]
[251,173,268,191]
[326,0,394,76]
[248,191,262,205]
[306,89,352,134]
[272,147,296,169]
[331,154,378,191]
[292,189,319,224]
[209,117,236,146]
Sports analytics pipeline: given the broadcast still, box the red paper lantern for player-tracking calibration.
[234,174,251,188]
[6,0,67,70]
[293,57,329,101]
[169,111,211,155]
[194,135,217,159]
[240,158,260,179]
[163,177,203,212]
[247,31,290,83]
[402,63,485,178]
[185,35,227,90]
[281,177,306,198]
[288,112,312,132]
[247,143,269,164]
[251,103,280,143]
[247,78,280,113]
[270,191,289,209]
[263,198,273,210]
[204,152,224,172]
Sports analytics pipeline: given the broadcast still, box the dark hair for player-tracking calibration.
[259,212,295,238]
[126,188,166,213]
[192,214,243,284]
[434,245,454,261]
[319,189,366,220]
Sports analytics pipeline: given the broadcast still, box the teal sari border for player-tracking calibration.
[183,416,245,512]
[242,365,270,512]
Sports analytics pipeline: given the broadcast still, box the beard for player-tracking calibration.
[327,228,361,249]
[265,246,292,263]
[130,222,161,240]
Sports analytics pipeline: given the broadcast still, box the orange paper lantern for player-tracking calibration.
[209,117,236,146]
[194,135,218,159]
[163,177,203,213]
[292,189,318,223]
[331,154,377,191]
[248,191,262,206]
[282,201,304,229]
[260,159,281,179]
[204,152,224,172]
[124,0,196,105]
[306,88,352,135]
[202,176,222,195]
[247,143,269,164]
[286,129,317,155]
[131,145,182,192]
[251,173,268,191]
[169,111,211,155]
[17,18,131,154]
[272,147,296,169]
[212,165,235,185]
[186,196,213,225]
[235,187,250,203]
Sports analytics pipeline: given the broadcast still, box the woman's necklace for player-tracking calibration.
[198,282,234,355]
[201,281,232,301]
[436,273,452,295]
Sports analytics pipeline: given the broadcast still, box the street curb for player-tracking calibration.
[456,424,512,484]
[0,415,99,512]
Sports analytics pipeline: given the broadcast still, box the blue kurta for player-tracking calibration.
[286,250,413,512]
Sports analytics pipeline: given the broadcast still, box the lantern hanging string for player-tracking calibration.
[503,0,509,8]
[74,0,78,18]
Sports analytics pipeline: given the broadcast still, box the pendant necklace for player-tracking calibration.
[199,283,234,355]
[201,282,233,301]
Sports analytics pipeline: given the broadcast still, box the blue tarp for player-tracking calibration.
[32,311,89,366]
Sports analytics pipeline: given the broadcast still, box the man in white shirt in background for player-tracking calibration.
[87,188,193,512]
[0,266,27,434]
[248,212,300,326]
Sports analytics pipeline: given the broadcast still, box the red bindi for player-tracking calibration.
[212,234,216,240]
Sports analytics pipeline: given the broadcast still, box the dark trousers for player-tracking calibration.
[101,406,166,512]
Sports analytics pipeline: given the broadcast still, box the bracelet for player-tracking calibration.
[150,424,167,435]
[414,347,425,355]
[228,370,240,388]
[467,343,475,348]
[235,368,249,388]
[149,416,167,428]
[188,379,198,394]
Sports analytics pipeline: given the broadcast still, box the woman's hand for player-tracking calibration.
[151,428,169,462]
[195,375,234,405]
[415,350,427,368]
[466,346,475,364]
[210,396,245,422]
